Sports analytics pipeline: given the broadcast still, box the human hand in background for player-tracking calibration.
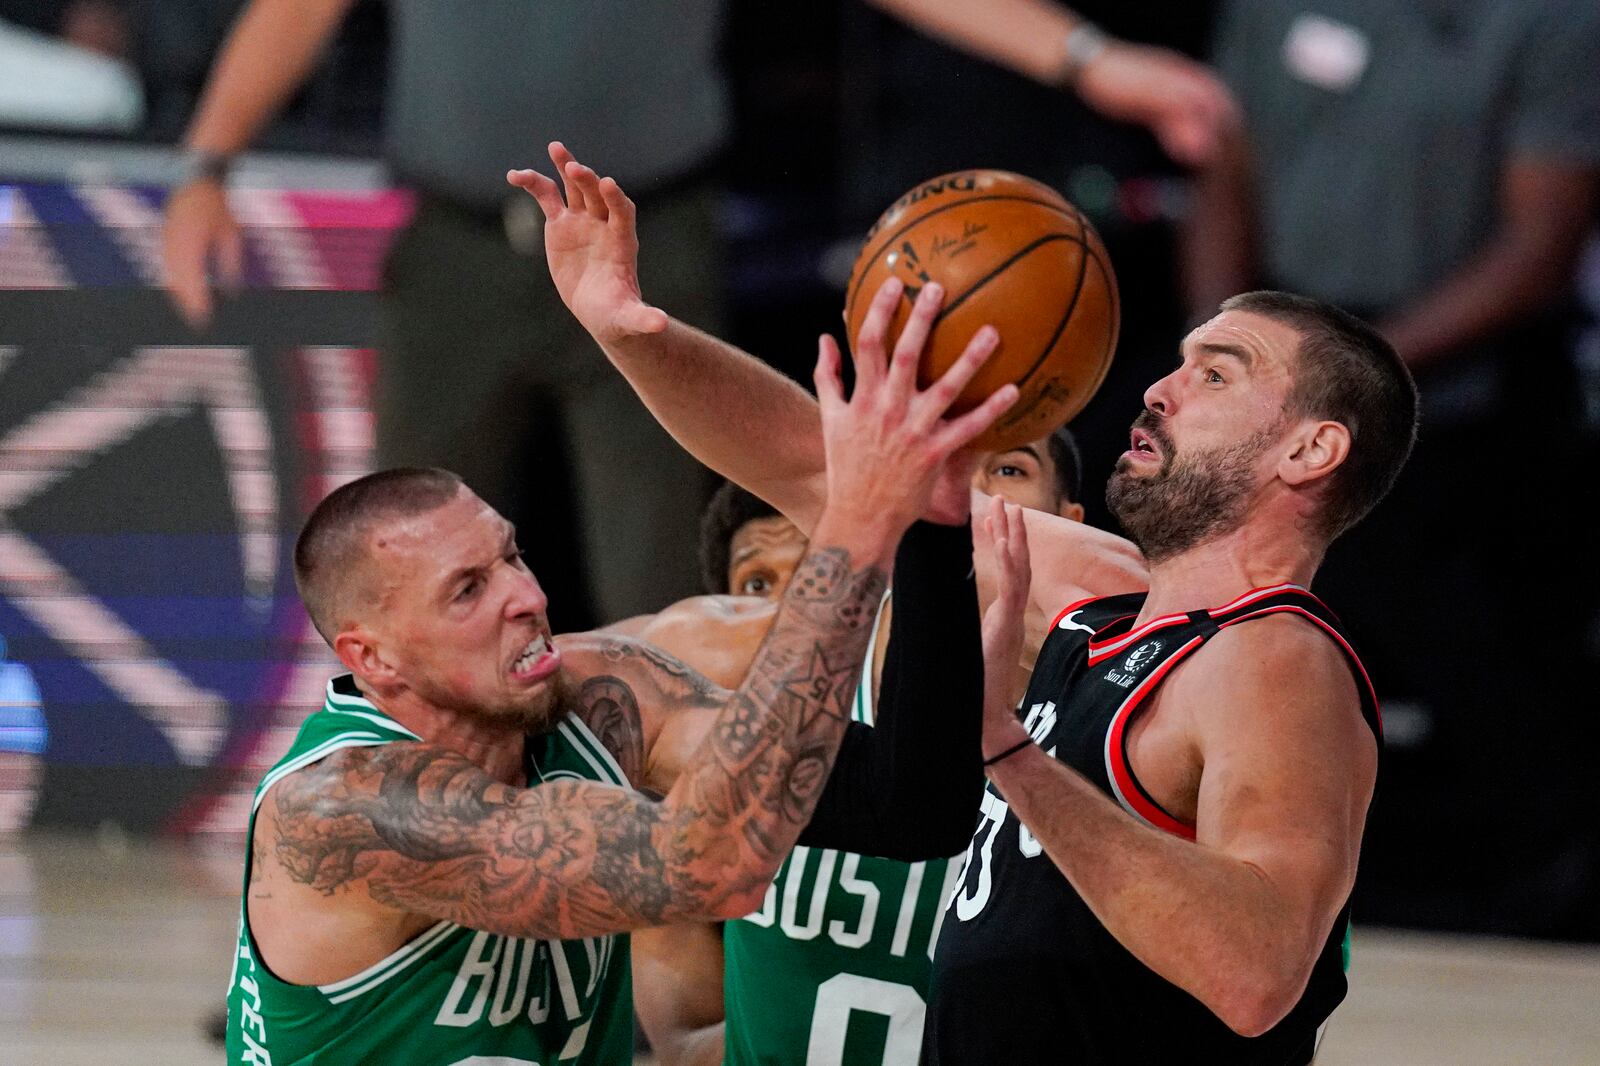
[1077,41,1240,168]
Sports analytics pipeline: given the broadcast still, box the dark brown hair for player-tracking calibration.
[1221,291,1418,539]
[698,480,782,595]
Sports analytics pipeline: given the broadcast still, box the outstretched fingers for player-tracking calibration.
[548,142,587,212]
[851,277,903,397]
[597,176,637,239]
[915,324,999,425]
[814,333,847,414]
[886,283,944,399]
[506,167,565,219]
[563,161,608,221]
[934,383,1019,456]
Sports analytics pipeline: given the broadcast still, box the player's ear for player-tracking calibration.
[1278,419,1350,488]
[1059,501,1085,524]
[334,626,404,697]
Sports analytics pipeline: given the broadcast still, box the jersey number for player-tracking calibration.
[805,973,925,1066]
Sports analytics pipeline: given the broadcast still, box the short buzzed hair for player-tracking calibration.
[1220,291,1418,539]
[293,467,465,643]
[698,481,781,595]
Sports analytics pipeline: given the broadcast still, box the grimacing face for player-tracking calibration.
[726,514,809,601]
[346,486,562,731]
[1106,310,1302,562]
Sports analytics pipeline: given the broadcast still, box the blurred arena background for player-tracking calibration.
[1,1,1598,1062]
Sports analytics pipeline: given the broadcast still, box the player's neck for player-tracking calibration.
[366,688,528,785]
[1134,519,1322,626]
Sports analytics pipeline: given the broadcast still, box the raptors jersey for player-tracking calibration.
[926,585,1381,1065]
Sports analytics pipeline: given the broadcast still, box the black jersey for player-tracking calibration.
[926,584,1381,1065]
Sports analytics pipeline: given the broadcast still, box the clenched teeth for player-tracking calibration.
[512,634,549,673]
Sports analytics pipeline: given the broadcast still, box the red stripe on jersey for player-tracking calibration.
[1086,583,1304,661]
[1103,635,1205,841]
[1215,605,1383,736]
[1087,615,1189,667]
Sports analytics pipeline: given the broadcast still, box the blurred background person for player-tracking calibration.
[1184,0,1600,935]
[158,0,1236,633]
[160,0,731,633]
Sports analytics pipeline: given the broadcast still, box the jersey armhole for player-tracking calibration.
[243,735,395,987]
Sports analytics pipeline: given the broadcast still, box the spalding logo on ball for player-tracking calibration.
[845,170,1120,451]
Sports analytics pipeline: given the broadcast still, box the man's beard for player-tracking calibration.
[1106,412,1279,564]
[414,672,562,735]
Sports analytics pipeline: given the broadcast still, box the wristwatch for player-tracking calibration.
[1057,20,1111,88]
[170,150,235,188]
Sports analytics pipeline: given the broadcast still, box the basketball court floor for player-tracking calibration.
[3,832,1597,1065]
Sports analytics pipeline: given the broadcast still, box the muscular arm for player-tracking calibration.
[983,618,1376,1036]
[1378,160,1598,370]
[267,536,889,940]
[600,318,830,532]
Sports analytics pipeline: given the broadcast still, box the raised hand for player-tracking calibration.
[812,277,1018,542]
[979,494,1032,757]
[507,142,669,344]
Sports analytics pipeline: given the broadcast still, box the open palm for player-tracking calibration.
[508,142,668,343]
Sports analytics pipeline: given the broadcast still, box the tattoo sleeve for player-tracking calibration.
[268,544,888,940]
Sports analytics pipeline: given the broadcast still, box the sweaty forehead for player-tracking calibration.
[365,490,505,584]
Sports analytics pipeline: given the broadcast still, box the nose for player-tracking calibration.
[505,567,548,621]
[1143,368,1178,418]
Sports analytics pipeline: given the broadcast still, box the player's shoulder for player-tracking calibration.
[1176,612,1359,713]
[563,597,772,693]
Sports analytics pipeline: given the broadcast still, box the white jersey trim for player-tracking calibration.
[251,732,387,813]
[320,919,462,1003]
[855,589,893,727]
[558,717,629,788]
[324,678,423,739]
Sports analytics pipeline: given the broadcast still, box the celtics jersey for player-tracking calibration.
[226,675,634,1065]
[723,598,963,1066]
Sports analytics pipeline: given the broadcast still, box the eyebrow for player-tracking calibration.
[439,523,517,597]
[1197,341,1254,368]
[731,545,768,566]
[998,445,1042,463]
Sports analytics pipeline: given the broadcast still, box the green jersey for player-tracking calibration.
[226,675,634,1065]
[723,600,963,1065]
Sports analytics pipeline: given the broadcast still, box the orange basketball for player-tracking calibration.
[844,170,1119,451]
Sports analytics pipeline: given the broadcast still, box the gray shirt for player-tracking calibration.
[1214,0,1600,310]
[386,0,728,211]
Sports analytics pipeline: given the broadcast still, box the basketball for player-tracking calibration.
[844,170,1119,451]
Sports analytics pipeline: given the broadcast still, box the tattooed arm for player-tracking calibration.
[265,216,1014,942]
[267,539,889,939]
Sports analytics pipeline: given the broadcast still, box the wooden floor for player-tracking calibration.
[4,833,1598,1065]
